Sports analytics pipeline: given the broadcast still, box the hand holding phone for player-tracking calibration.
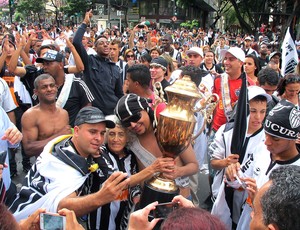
[0,151,7,165]
[151,202,179,219]
[40,213,66,230]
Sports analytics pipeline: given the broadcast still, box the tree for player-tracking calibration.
[15,0,45,22]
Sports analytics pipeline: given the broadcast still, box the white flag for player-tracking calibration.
[281,27,299,76]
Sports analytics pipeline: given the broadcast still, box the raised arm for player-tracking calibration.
[0,41,8,72]
[129,25,138,49]
[7,36,27,77]
[63,33,84,73]
[143,25,151,50]
[73,10,92,69]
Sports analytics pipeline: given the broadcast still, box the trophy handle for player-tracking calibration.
[153,81,166,126]
[192,93,219,141]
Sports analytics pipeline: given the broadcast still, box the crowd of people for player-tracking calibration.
[0,9,300,230]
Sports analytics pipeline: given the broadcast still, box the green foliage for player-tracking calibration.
[14,12,24,22]
[15,0,44,17]
[180,19,199,29]
[61,0,92,17]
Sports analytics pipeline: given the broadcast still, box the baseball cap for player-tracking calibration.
[224,47,245,62]
[248,85,271,102]
[74,106,115,128]
[150,57,168,70]
[36,50,64,63]
[244,36,252,41]
[186,47,204,57]
[264,99,300,140]
[269,51,281,60]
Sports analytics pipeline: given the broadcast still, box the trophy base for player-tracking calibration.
[139,176,179,209]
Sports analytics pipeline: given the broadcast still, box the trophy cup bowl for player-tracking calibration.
[139,76,203,209]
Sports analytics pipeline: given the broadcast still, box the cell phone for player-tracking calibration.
[152,202,179,219]
[137,24,145,29]
[40,213,66,230]
[0,151,7,165]
[36,31,42,39]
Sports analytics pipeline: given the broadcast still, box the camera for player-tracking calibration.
[137,24,145,29]
[40,213,66,230]
[151,202,179,219]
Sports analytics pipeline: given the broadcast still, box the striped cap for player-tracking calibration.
[114,94,150,121]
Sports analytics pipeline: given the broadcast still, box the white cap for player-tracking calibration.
[186,47,204,57]
[244,36,252,41]
[248,85,272,102]
[224,47,246,62]
[269,51,281,60]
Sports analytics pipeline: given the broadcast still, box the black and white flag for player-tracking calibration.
[281,27,299,76]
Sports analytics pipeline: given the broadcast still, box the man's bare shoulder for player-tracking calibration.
[22,105,68,121]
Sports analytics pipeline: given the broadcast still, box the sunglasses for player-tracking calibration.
[121,112,142,127]
[126,54,134,58]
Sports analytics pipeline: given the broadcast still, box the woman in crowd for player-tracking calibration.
[244,54,260,85]
[149,46,161,59]
[124,49,137,67]
[200,50,224,78]
[277,73,300,106]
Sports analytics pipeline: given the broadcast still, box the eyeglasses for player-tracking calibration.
[121,112,142,127]
[126,54,135,58]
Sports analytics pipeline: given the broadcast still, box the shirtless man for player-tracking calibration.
[115,94,199,197]
[21,74,71,157]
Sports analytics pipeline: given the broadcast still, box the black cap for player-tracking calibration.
[75,106,115,128]
[150,57,168,71]
[36,50,64,63]
[264,99,300,140]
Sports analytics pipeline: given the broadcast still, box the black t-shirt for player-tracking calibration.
[57,77,94,127]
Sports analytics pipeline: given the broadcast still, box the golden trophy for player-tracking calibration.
[139,75,219,208]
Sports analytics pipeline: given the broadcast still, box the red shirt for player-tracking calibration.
[212,75,254,131]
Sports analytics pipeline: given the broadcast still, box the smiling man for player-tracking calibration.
[21,74,71,157]
[73,10,123,116]
[10,106,130,221]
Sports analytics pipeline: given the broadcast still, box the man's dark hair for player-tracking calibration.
[127,64,151,88]
[37,44,57,57]
[261,165,300,230]
[179,65,207,87]
[34,73,54,89]
[257,67,280,86]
